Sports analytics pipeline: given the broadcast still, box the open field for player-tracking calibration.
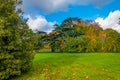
[17,53,120,80]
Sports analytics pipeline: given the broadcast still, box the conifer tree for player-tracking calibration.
[0,0,35,79]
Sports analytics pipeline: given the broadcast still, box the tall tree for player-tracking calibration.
[0,0,35,79]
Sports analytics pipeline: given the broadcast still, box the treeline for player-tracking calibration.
[37,17,120,53]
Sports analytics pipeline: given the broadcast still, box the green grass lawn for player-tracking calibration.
[17,53,120,80]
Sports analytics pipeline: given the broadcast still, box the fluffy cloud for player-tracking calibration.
[22,0,112,13]
[25,15,56,33]
[95,10,120,32]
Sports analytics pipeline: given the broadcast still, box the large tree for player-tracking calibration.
[0,0,35,79]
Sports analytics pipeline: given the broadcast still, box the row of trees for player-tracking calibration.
[39,17,120,53]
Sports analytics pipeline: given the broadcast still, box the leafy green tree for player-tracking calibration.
[48,32,62,52]
[61,36,88,53]
[0,0,35,79]
[102,29,120,52]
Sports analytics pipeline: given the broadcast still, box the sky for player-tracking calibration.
[21,0,120,33]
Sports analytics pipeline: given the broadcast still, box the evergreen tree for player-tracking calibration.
[0,0,35,79]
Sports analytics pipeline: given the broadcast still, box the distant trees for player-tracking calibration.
[0,0,36,79]
[40,17,120,53]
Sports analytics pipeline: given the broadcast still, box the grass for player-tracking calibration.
[17,53,120,80]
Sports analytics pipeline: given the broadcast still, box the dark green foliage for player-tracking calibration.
[61,36,88,52]
[51,40,61,52]
[48,32,62,52]
[0,0,35,79]
[33,31,47,51]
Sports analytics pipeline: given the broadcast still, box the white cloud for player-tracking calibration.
[25,15,56,33]
[95,10,120,32]
[22,0,112,13]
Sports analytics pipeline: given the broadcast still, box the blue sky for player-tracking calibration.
[22,0,120,32]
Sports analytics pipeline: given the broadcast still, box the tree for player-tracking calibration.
[0,0,35,79]
[48,32,62,52]
[61,36,88,53]
[102,29,120,52]
[34,31,47,51]
[61,17,83,27]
